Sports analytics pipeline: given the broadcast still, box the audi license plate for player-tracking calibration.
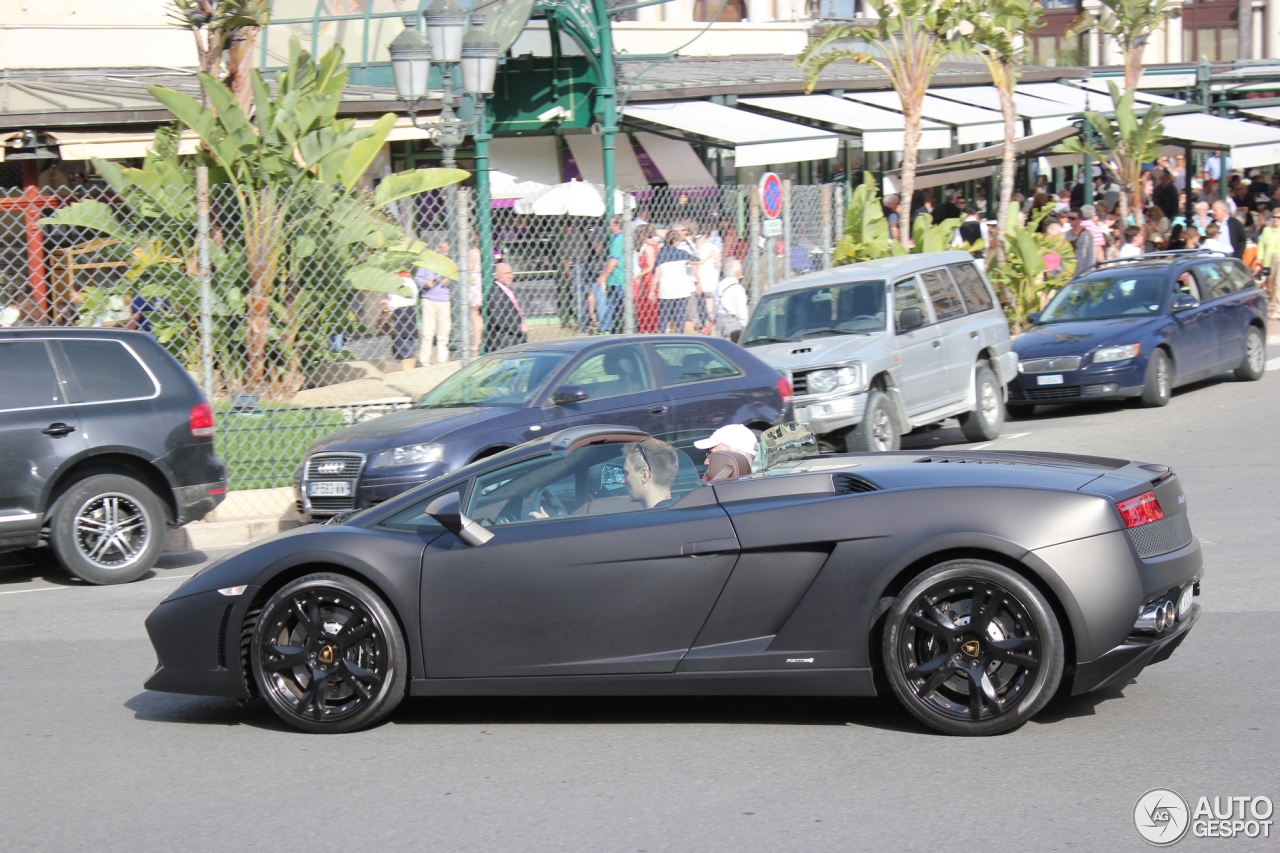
[1036,375,1064,386]
[308,481,351,497]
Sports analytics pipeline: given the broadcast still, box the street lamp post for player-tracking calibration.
[388,1,499,363]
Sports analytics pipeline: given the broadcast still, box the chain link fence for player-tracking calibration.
[1,177,844,519]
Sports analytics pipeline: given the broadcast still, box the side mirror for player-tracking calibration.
[1026,311,1041,325]
[1171,293,1198,311]
[551,385,589,406]
[424,492,493,546]
[897,306,925,332]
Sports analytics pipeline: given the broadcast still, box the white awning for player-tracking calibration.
[1076,79,1186,105]
[1160,113,1280,169]
[843,92,1012,145]
[564,132,649,190]
[739,95,950,151]
[631,132,715,186]
[623,101,838,168]
[1241,105,1280,124]
[929,87,1078,136]
[352,116,435,142]
[48,130,199,161]
[884,125,1077,192]
[489,136,563,186]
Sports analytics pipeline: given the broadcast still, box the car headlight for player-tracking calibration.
[375,443,445,467]
[806,363,866,395]
[1092,343,1141,364]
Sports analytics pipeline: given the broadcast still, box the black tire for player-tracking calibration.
[49,474,166,585]
[882,559,1065,736]
[1235,325,1266,381]
[1006,402,1035,419]
[251,573,408,734]
[847,390,900,452]
[958,364,1004,442]
[1140,348,1172,408]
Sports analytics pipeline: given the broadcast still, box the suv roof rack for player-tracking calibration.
[1090,249,1230,270]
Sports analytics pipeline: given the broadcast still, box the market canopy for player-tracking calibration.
[623,101,838,168]
[843,91,1012,146]
[630,131,716,186]
[1075,79,1184,106]
[929,87,1079,136]
[563,133,648,190]
[883,125,1078,192]
[738,95,951,151]
[1159,113,1280,170]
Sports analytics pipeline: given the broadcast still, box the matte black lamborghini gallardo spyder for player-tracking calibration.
[145,425,1202,735]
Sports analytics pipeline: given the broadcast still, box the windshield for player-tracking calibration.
[417,351,569,408]
[1039,275,1166,323]
[742,280,886,345]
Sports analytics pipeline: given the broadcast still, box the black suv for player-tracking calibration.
[0,329,226,583]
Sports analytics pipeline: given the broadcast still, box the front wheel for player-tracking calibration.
[1140,349,1172,407]
[251,573,408,734]
[847,390,900,452]
[49,474,166,584]
[958,364,1004,442]
[882,560,1065,735]
[1235,326,1266,381]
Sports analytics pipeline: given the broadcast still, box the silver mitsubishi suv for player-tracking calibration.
[740,251,1016,451]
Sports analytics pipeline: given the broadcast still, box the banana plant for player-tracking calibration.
[911,213,964,254]
[41,40,468,396]
[988,206,1076,333]
[833,172,906,265]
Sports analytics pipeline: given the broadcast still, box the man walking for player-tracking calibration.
[712,258,748,340]
[1065,209,1098,275]
[596,216,626,334]
[1211,200,1246,259]
[484,263,529,352]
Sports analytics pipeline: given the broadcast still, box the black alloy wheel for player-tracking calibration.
[883,560,1064,736]
[251,574,407,734]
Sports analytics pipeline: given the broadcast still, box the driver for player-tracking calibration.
[693,424,759,479]
[622,439,680,509]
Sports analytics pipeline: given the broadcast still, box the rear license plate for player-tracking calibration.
[308,481,351,497]
[1037,375,1064,385]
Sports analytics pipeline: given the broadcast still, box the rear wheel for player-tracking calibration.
[1140,349,1172,408]
[251,573,408,734]
[1235,326,1266,381]
[847,390,900,452]
[49,474,165,585]
[882,560,1064,736]
[958,364,1004,442]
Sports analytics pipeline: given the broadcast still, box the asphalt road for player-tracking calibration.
[3,362,1279,852]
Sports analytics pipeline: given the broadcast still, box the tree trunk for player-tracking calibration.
[243,188,285,393]
[900,104,921,249]
[225,26,260,115]
[1124,44,1142,92]
[995,69,1018,261]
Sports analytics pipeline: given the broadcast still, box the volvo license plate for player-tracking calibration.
[1036,375,1064,386]
[308,481,351,497]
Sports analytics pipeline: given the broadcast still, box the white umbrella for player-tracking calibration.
[489,170,551,202]
[515,180,634,216]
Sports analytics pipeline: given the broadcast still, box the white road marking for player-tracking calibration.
[0,586,66,596]
[1001,432,1032,440]
[1266,357,1280,372]
[154,574,193,581]
[970,431,1031,451]
[970,442,995,450]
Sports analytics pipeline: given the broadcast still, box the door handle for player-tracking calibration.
[932,340,942,348]
[649,405,669,415]
[969,331,979,338]
[682,538,739,556]
[42,423,76,437]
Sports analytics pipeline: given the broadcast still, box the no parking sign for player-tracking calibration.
[759,172,782,220]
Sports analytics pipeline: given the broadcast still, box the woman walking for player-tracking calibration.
[650,231,697,334]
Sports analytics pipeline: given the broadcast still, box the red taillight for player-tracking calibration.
[190,402,215,437]
[776,375,794,404]
[1117,491,1163,528]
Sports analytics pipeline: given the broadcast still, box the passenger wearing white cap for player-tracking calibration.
[693,424,759,469]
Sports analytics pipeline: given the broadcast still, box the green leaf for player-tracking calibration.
[347,266,415,297]
[337,113,397,192]
[374,168,471,207]
[38,200,138,243]
[409,248,459,281]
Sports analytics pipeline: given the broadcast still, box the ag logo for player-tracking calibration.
[1134,788,1190,846]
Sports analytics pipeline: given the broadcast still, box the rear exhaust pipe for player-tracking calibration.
[1134,602,1169,634]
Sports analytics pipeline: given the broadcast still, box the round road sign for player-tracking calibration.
[759,172,782,219]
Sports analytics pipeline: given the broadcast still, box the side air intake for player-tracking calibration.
[833,473,880,494]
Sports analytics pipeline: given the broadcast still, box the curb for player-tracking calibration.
[165,516,305,552]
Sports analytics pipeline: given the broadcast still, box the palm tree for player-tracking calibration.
[168,0,270,110]
[1054,82,1164,227]
[799,0,961,248]
[1065,0,1182,91]
[957,0,1044,236]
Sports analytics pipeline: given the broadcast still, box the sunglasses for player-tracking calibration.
[635,441,652,472]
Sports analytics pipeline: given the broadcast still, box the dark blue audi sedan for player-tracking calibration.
[294,335,793,520]
[1007,251,1268,417]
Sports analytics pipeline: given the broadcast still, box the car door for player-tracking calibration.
[1167,269,1215,377]
[891,276,946,416]
[1194,260,1244,368]
[540,343,670,435]
[0,339,85,542]
[418,445,739,678]
[649,341,752,432]
[918,267,973,404]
